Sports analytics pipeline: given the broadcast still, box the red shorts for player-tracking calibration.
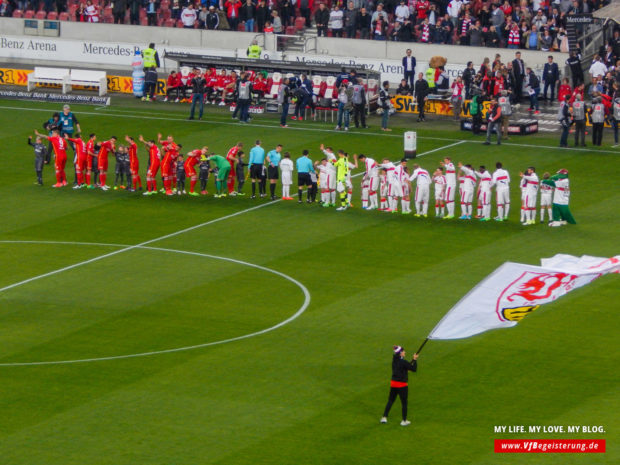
[161,165,171,177]
[147,161,160,177]
[55,154,67,171]
[130,163,139,175]
[98,157,108,172]
[185,167,196,177]
[76,156,87,172]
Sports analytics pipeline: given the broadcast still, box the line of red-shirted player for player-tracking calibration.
[34,127,247,197]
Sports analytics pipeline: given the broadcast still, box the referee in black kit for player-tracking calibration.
[381,345,418,426]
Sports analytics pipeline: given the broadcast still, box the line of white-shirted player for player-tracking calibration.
[320,155,556,224]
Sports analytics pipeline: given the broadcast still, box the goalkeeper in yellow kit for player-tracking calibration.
[333,151,358,211]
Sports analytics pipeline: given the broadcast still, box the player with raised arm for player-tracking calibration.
[520,166,539,225]
[96,136,117,190]
[395,159,412,214]
[474,165,492,221]
[227,142,244,196]
[65,133,88,189]
[379,159,402,213]
[357,154,379,210]
[185,147,207,196]
[491,162,510,221]
[409,163,431,217]
[457,162,477,219]
[34,128,69,188]
[138,135,161,195]
[314,158,331,206]
[85,133,97,188]
[439,157,457,219]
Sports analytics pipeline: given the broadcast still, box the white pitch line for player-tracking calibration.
[0,241,311,366]
[0,200,278,294]
[416,140,466,157]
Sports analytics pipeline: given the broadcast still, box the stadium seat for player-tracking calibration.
[58,12,70,21]
[176,19,184,28]
[12,9,23,18]
[163,18,175,27]
[35,11,46,19]
[140,17,148,26]
[24,9,35,18]
[47,11,58,20]
[285,25,296,35]
[311,75,323,89]
[323,76,337,99]
[237,23,245,31]
[68,4,77,16]
[366,79,379,100]
[103,6,112,17]
[161,8,171,20]
[268,72,282,99]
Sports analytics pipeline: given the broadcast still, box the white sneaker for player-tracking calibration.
[549,221,561,227]
[380,417,387,424]
[143,191,150,196]
[336,206,347,211]
[560,220,567,225]
[400,420,411,426]
[72,184,81,190]
[218,101,226,106]
[229,191,237,196]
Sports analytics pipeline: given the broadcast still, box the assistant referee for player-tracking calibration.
[381,345,418,426]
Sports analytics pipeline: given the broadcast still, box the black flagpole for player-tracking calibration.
[415,338,429,355]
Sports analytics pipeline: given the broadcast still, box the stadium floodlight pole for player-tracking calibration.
[415,338,429,355]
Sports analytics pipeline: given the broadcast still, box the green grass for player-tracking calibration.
[0,97,618,465]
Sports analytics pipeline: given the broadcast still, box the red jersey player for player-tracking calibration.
[35,128,68,187]
[184,146,208,196]
[97,136,117,190]
[158,133,180,195]
[125,135,141,191]
[65,133,88,188]
[226,142,243,194]
[139,135,161,195]
[85,133,97,188]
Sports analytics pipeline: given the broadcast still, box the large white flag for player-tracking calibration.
[428,254,619,340]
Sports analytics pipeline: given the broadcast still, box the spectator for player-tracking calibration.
[371,3,388,24]
[589,55,607,81]
[224,0,242,31]
[344,2,357,38]
[145,0,157,26]
[372,15,387,40]
[447,0,462,28]
[524,24,540,50]
[395,0,409,23]
[414,73,428,122]
[256,0,268,32]
[85,0,99,22]
[240,0,255,32]
[540,28,554,52]
[272,10,282,33]
[485,25,501,47]
[75,2,87,21]
[181,3,197,28]
[279,0,292,27]
[206,5,219,29]
[314,3,329,37]
[357,7,371,39]
[507,21,520,49]
[467,20,483,47]
[490,3,504,29]
[557,77,572,102]
[330,4,344,37]
[197,5,207,27]
[112,0,126,24]
[419,17,431,43]
[397,79,411,95]
[462,61,475,99]
[128,0,140,25]
[378,80,391,131]
[172,1,182,21]
[299,0,312,28]
[459,12,473,45]
[335,79,353,131]
[450,75,464,120]
[264,20,274,32]
[164,70,181,102]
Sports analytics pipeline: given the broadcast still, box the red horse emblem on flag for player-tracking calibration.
[495,271,579,321]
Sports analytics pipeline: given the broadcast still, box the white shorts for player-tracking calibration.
[435,185,445,202]
[368,176,379,193]
[496,186,510,205]
[388,181,403,197]
[525,192,537,209]
[402,182,410,196]
[478,189,491,205]
[445,184,456,202]
[415,185,429,203]
[460,188,473,203]
[281,172,292,186]
[540,193,552,207]
[328,171,336,190]
[337,178,353,193]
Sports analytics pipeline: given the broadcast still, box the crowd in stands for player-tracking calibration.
[2,0,613,52]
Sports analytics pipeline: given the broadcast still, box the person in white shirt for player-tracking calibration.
[315,158,332,206]
[395,159,412,214]
[457,163,477,219]
[181,4,198,28]
[395,0,410,23]
[491,161,510,221]
[588,56,608,80]
[279,152,294,199]
[320,144,338,206]
[358,154,379,210]
[329,5,344,37]
[519,166,539,225]
[474,165,492,221]
[439,157,457,219]
[409,163,431,217]
[447,0,463,27]
[432,168,447,217]
[379,159,402,213]
[539,172,553,223]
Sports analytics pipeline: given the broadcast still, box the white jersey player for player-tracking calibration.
[539,172,553,223]
[320,144,338,206]
[491,162,510,221]
[474,166,492,221]
[379,159,402,212]
[379,170,388,210]
[315,159,332,206]
[279,153,294,199]
[439,157,457,218]
[457,163,477,219]
[409,163,431,217]
[358,154,379,210]
[395,160,412,214]
[432,168,447,217]
[520,167,539,225]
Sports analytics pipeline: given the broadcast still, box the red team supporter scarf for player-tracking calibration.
[421,23,430,43]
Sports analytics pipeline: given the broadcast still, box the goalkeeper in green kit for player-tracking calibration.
[541,168,576,227]
[208,154,237,198]
[332,151,357,211]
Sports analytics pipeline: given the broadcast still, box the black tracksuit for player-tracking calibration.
[28,138,48,185]
[382,353,417,421]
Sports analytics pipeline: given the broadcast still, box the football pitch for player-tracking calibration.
[0,98,618,464]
